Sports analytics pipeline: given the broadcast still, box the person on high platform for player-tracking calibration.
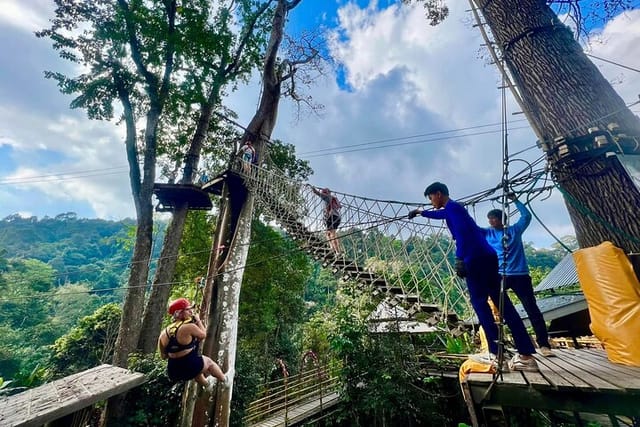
[408,182,538,371]
[484,194,553,357]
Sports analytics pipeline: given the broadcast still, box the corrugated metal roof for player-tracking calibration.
[467,293,587,326]
[515,293,587,326]
[534,253,579,292]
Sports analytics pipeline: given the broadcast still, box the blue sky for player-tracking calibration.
[1,1,640,247]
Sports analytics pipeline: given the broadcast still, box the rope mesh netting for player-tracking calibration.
[236,158,473,327]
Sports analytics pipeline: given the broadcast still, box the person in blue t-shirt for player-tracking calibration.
[484,195,553,357]
[408,182,538,371]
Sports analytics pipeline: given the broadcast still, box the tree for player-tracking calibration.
[38,1,179,381]
[409,0,640,251]
[197,1,323,424]
[38,1,191,423]
[138,0,274,356]
[476,0,640,251]
[48,303,122,378]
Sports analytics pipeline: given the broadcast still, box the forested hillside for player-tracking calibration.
[0,213,166,290]
[0,213,164,386]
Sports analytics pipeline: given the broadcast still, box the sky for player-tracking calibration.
[1,0,639,248]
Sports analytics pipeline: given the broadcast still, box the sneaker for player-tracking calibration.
[539,346,555,357]
[222,367,235,388]
[205,375,217,392]
[468,352,496,365]
[508,354,539,372]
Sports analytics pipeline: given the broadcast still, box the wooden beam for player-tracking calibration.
[0,364,146,427]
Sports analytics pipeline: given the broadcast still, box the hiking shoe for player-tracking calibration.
[222,367,235,388]
[508,354,539,372]
[539,346,555,357]
[468,352,496,365]
[205,375,217,392]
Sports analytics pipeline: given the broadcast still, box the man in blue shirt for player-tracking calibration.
[408,182,538,371]
[485,196,553,357]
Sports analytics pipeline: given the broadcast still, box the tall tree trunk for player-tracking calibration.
[478,0,640,251]
[137,202,188,354]
[137,86,220,354]
[191,2,302,425]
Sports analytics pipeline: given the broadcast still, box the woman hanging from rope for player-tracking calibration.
[158,297,233,391]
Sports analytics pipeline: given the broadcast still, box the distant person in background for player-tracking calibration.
[485,194,554,357]
[239,139,256,175]
[158,297,233,391]
[408,182,538,371]
[308,185,342,254]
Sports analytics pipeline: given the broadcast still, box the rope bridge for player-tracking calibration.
[236,159,472,328]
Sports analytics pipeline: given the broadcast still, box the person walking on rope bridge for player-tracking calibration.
[484,194,554,357]
[238,138,256,175]
[158,298,234,391]
[408,182,538,372]
[309,185,342,254]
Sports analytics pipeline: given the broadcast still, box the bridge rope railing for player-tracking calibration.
[234,157,473,326]
[243,362,341,425]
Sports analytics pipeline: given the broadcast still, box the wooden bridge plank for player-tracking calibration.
[0,364,146,427]
[249,391,340,427]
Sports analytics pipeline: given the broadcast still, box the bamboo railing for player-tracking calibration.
[243,363,341,425]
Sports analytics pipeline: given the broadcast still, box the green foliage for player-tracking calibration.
[445,333,474,354]
[325,291,467,426]
[268,139,314,180]
[303,265,337,316]
[123,355,183,427]
[0,214,135,292]
[48,303,122,378]
[230,345,264,427]
[0,377,14,396]
[172,210,216,301]
[238,221,312,371]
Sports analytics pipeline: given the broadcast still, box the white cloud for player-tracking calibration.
[0,0,53,33]
[1,1,639,248]
[265,2,640,248]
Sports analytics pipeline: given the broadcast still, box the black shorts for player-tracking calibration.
[325,214,341,231]
[167,350,204,382]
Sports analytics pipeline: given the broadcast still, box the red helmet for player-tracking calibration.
[168,297,192,315]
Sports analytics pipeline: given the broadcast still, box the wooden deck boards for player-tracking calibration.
[0,364,146,427]
[465,348,640,419]
[251,391,340,427]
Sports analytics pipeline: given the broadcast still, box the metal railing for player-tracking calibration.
[243,363,341,425]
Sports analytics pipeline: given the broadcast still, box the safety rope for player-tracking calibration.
[232,156,471,325]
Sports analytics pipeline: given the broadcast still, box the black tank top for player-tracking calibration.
[166,321,198,354]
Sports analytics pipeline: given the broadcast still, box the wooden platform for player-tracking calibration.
[465,348,640,424]
[153,183,213,212]
[0,364,146,427]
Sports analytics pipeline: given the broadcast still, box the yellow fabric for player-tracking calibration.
[573,241,640,367]
[478,300,500,353]
[459,358,496,382]
[479,327,489,353]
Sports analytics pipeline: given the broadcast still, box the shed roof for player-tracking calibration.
[534,253,579,292]
[367,300,438,334]
[516,293,587,327]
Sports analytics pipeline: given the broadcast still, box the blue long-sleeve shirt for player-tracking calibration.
[484,200,531,275]
[420,199,496,262]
